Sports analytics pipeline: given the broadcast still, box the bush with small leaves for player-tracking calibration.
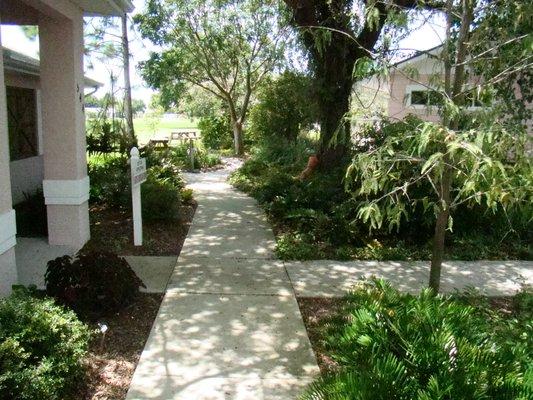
[45,251,145,318]
[0,288,91,400]
[141,174,181,221]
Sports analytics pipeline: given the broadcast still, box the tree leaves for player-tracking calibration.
[347,116,532,235]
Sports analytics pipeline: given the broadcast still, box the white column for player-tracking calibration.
[39,10,90,248]
[0,26,19,296]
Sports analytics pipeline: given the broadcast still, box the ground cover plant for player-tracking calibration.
[300,279,533,400]
[0,288,92,400]
[230,136,531,262]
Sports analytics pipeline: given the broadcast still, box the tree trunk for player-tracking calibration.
[317,67,353,167]
[232,120,244,156]
[121,13,135,143]
[429,162,452,292]
[429,0,474,292]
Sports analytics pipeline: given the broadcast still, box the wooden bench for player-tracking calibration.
[169,130,199,144]
[148,138,170,148]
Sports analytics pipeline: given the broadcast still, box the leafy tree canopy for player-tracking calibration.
[134,0,288,154]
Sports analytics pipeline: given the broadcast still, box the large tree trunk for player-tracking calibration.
[121,13,135,143]
[283,0,420,169]
[232,120,244,156]
[316,54,354,167]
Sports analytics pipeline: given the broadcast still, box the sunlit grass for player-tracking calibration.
[134,116,199,145]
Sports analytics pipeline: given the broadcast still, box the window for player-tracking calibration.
[409,90,444,106]
[6,86,38,161]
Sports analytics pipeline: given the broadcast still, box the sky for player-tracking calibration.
[1,1,445,105]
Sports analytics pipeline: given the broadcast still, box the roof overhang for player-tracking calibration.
[394,44,444,67]
[71,0,134,16]
[3,47,103,89]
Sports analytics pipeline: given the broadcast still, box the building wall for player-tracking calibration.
[388,72,442,123]
[10,155,44,204]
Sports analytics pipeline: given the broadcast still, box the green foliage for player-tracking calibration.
[198,114,233,150]
[470,1,532,127]
[180,188,194,204]
[347,115,532,239]
[165,143,222,170]
[231,131,531,261]
[0,288,91,400]
[248,71,318,142]
[86,117,135,155]
[45,251,146,318]
[141,172,181,221]
[302,279,533,400]
[88,153,131,209]
[135,0,286,154]
[88,147,188,220]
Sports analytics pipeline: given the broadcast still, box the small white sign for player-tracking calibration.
[130,147,145,246]
[131,158,147,187]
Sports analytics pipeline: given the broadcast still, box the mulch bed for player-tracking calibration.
[297,297,345,374]
[83,201,196,256]
[77,293,164,400]
[75,199,197,399]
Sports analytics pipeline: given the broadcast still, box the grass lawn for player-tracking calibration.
[134,116,198,145]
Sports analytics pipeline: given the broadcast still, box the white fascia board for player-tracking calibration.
[43,176,90,205]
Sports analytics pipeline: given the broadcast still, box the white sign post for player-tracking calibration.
[130,147,147,246]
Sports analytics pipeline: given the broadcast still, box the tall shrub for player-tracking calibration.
[248,71,317,142]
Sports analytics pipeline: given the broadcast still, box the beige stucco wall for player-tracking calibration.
[10,156,44,204]
[4,71,40,90]
[388,72,442,123]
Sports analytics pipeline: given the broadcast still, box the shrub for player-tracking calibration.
[180,188,194,203]
[86,117,135,155]
[89,148,186,221]
[303,279,532,400]
[0,288,91,400]
[198,114,233,150]
[88,153,130,209]
[45,251,145,318]
[248,71,318,142]
[141,174,181,221]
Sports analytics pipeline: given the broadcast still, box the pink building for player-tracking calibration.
[0,0,133,296]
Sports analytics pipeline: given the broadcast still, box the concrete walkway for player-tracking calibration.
[127,161,531,399]
[127,166,319,400]
[285,259,532,297]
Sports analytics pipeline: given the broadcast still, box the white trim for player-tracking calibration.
[0,210,17,255]
[43,177,90,205]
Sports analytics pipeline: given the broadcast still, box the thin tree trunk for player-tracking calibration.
[430,162,452,292]
[232,120,244,156]
[429,0,474,292]
[122,13,135,143]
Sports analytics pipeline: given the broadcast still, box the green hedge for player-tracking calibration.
[0,289,91,400]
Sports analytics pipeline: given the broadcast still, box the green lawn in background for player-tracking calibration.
[134,116,198,145]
